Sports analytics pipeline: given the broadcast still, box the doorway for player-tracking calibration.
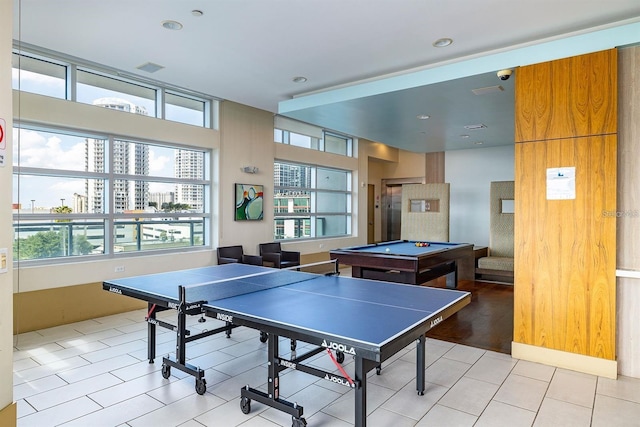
[381,177,424,242]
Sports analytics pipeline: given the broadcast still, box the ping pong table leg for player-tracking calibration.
[147,302,156,363]
[354,356,376,427]
[416,335,426,395]
[354,356,366,427]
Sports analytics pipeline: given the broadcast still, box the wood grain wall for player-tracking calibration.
[425,152,445,183]
[513,49,617,360]
[515,49,617,142]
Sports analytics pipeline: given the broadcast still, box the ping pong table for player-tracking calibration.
[104,262,470,427]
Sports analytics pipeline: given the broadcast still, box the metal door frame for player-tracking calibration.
[381,177,424,241]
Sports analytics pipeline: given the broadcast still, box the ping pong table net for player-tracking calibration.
[184,260,338,303]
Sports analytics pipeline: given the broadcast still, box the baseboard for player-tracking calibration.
[512,341,617,379]
[0,402,17,427]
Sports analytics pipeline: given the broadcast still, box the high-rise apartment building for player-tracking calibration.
[175,150,204,212]
[85,98,149,212]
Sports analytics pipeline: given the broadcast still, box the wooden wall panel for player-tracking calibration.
[425,151,445,183]
[514,135,617,359]
[515,50,617,143]
[514,48,617,363]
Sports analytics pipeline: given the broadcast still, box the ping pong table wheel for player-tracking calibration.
[292,416,307,427]
[161,364,171,379]
[376,365,382,375]
[195,378,207,395]
[336,351,345,364]
[240,396,251,414]
[259,331,268,343]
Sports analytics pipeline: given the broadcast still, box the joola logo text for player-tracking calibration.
[108,287,122,294]
[324,374,352,387]
[216,313,233,322]
[322,340,356,355]
[430,316,443,328]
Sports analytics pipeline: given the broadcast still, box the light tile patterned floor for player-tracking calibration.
[12,309,640,426]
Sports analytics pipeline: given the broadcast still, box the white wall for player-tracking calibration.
[445,145,514,246]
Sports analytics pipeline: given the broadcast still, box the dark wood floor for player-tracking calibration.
[425,279,514,354]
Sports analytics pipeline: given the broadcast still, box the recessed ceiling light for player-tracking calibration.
[474,141,484,145]
[292,76,308,83]
[416,114,430,120]
[460,134,470,138]
[162,20,183,30]
[432,38,453,48]
[191,10,204,17]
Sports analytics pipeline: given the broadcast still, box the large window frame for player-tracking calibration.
[12,123,211,265]
[273,161,352,241]
[12,48,215,129]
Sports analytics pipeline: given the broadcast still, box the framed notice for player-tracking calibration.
[547,167,575,200]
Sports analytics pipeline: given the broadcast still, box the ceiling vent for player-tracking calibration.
[471,85,504,95]
[464,124,487,130]
[136,62,164,73]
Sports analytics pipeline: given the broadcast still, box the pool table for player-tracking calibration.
[330,240,474,288]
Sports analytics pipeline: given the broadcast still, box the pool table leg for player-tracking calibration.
[445,261,458,288]
[352,266,363,278]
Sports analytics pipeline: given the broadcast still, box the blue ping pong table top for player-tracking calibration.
[105,263,470,349]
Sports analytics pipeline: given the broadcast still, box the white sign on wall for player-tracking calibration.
[547,167,576,200]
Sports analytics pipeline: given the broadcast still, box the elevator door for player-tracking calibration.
[385,185,402,241]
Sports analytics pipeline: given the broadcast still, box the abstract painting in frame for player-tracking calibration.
[235,183,264,221]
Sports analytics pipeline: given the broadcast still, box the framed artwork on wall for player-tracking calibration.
[235,183,264,221]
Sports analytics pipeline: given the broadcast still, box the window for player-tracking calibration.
[165,92,206,126]
[274,116,353,157]
[76,70,156,116]
[12,49,213,129]
[274,161,352,240]
[324,132,352,156]
[13,125,210,263]
[11,53,67,99]
[274,128,352,156]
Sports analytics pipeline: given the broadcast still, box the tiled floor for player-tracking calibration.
[12,308,640,427]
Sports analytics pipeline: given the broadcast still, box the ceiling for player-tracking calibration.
[12,0,640,153]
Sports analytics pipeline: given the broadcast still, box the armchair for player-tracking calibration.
[217,245,263,266]
[259,242,300,269]
[476,181,514,283]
